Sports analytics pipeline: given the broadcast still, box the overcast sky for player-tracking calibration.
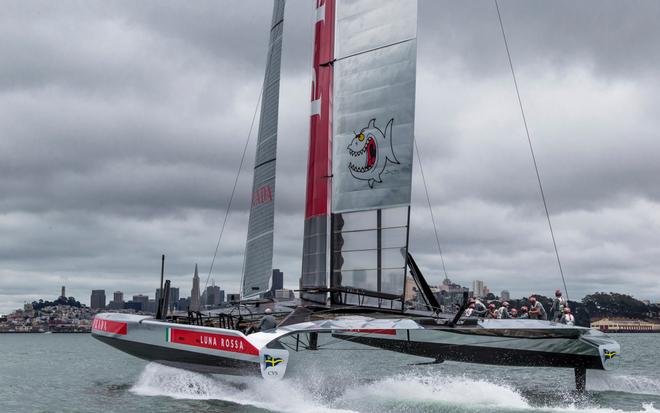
[1,0,658,313]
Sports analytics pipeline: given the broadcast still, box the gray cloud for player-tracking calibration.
[0,0,658,313]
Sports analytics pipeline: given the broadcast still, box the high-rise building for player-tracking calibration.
[483,286,491,297]
[90,290,106,309]
[226,293,240,304]
[177,297,190,311]
[108,291,125,310]
[472,280,484,298]
[60,286,66,299]
[132,294,149,311]
[501,290,510,301]
[190,264,201,312]
[156,287,180,311]
[271,269,284,291]
[205,285,223,307]
[438,280,470,307]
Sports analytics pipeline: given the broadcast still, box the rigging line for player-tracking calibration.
[494,0,569,302]
[414,139,449,280]
[204,84,264,293]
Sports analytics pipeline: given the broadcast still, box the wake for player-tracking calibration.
[129,363,659,413]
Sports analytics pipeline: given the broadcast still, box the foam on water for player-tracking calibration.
[589,371,660,396]
[130,363,355,413]
[130,363,658,413]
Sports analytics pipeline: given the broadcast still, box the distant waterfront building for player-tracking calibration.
[190,264,201,312]
[90,290,106,309]
[591,318,660,333]
[226,293,240,304]
[501,290,510,301]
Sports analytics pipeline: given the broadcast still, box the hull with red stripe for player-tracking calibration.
[92,313,262,376]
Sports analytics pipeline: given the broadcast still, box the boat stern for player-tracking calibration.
[580,328,622,370]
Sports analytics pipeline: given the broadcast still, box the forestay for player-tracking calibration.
[242,0,286,299]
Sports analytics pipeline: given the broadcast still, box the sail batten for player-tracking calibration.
[241,0,286,300]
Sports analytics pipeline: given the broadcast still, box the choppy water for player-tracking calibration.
[0,333,658,413]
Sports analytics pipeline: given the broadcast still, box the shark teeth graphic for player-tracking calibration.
[348,137,375,173]
[348,146,367,157]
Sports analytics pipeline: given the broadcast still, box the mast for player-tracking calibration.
[241,0,286,300]
[300,0,336,304]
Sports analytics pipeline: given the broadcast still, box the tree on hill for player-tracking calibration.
[582,292,649,319]
[31,296,82,310]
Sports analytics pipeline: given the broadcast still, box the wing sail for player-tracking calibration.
[330,0,418,308]
[242,0,286,299]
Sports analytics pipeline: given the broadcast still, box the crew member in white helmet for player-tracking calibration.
[497,301,511,319]
[560,307,575,326]
[550,289,567,322]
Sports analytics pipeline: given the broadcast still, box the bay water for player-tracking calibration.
[0,333,658,413]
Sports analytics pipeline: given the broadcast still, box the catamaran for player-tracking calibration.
[92,0,620,391]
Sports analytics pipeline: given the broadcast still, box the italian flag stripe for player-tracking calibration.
[166,327,170,343]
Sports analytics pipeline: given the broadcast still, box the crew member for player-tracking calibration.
[510,308,518,318]
[464,303,476,317]
[528,296,547,320]
[497,301,511,319]
[518,306,529,319]
[486,303,497,318]
[560,307,575,326]
[550,289,567,322]
[258,308,277,331]
[473,298,487,317]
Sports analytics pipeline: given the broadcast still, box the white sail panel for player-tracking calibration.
[332,0,417,213]
[242,0,285,299]
[335,0,417,60]
[329,0,416,308]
